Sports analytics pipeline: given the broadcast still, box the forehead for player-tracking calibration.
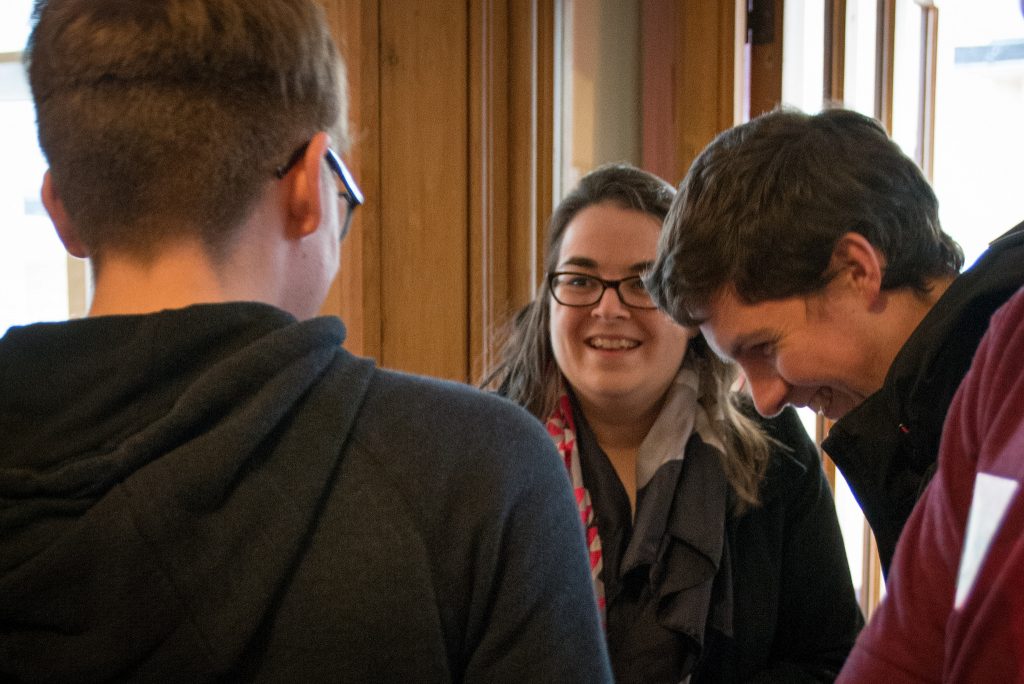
[698,288,808,360]
[557,202,662,266]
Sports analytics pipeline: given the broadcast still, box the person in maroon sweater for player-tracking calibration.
[838,285,1024,682]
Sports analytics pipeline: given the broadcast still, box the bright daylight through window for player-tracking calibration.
[0,1,88,337]
[782,0,1024,612]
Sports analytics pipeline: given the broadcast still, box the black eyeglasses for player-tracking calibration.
[275,142,364,239]
[548,271,658,309]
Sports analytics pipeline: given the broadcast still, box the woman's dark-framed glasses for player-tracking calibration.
[548,271,658,309]
[275,142,364,239]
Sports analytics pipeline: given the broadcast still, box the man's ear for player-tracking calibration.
[828,231,885,305]
[283,131,329,240]
[41,171,88,258]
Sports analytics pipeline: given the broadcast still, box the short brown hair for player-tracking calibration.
[26,0,347,266]
[647,107,963,325]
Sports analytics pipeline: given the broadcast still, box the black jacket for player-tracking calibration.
[823,220,1024,574]
[697,406,863,683]
[577,399,863,683]
[0,303,612,683]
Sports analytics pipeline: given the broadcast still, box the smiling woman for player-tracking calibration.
[483,163,864,683]
[548,202,693,486]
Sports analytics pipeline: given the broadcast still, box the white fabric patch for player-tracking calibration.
[954,472,1019,609]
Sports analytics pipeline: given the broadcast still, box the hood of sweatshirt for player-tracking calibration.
[0,302,374,681]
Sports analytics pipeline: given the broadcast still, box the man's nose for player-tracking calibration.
[744,368,790,418]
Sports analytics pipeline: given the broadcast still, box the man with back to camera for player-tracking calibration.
[644,106,1024,574]
[0,0,612,681]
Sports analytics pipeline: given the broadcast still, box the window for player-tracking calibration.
[557,0,642,198]
[0,1,88,338]
[931,0,1024,266]
[781,0,1024,616]
[782,0,825,111]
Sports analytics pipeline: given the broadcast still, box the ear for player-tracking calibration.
[828,231,885,306]
[282,131,330,240]
[42,171,88,258]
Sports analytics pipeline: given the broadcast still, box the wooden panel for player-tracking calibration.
[642,0,743,183]
[875,0,896,131]
[317,0,554,383]
[318,0,382,360]
[719,0,745,128]
[379,1,469,379]
[469,0,511,381]
[676,1,724,174]
[861,525,885,618]
[749,0,784,118]
[817,414,838,492]
[470,0,555,381]
[825,0,847,104]
[640,0,678,182]
[508,0,554,308]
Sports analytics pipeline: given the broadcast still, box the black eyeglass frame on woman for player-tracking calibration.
[274,142,364,239]
[547,270,659,309]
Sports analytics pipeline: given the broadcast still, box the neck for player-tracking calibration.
[920,273,955,307]
[82,193,317,318]
[577,394,662,452]
[576,394,663,516]
[88,242,229,316]
[87,231,286,317]
[867,274,956,389]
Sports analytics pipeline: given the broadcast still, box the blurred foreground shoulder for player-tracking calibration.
[355,367,567,482]
[337,364,613,683]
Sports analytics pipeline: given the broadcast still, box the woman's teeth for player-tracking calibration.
[589,337,639,350]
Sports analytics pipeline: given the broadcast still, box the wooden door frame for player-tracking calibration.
[318,0,555,382]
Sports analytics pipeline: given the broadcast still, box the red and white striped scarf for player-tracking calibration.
[545,393,606,620]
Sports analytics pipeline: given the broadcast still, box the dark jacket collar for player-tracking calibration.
[824,220,1024,572]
